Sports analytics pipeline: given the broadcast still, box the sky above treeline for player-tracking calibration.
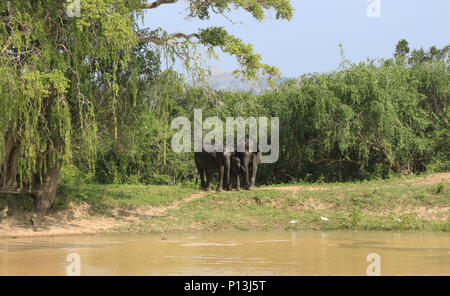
[142,0,450,78]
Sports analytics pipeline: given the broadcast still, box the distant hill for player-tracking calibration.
[208,69,290,93]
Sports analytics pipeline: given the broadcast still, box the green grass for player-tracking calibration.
[54,183,198,215]
[128,175,449,233]
[1,173,448,234]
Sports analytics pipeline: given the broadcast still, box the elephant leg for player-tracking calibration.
[217,165,224,192]
[236,173,241,191]
[206,171,213,191]
[224,157,231,191]
[249,162,258,190]
[249,151,261,190]
[198,168,206,190]
[243,156,250,190]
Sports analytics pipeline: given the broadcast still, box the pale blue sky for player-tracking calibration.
[141,0,450,77]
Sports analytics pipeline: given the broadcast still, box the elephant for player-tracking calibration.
[229,153,247,191]
[194,144,233,192]
[236,139,261,190]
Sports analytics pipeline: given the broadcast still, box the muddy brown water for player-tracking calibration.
[0,231,449,275]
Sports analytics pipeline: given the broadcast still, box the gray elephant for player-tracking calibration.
[229,153,247,191]
[194,144,232,192]
[236,139,261,190]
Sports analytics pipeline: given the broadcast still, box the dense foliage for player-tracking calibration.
[0,1,142,223]
[81,41,448,185]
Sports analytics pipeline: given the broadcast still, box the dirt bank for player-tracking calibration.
[0,192,207,239]
[0,173,448,239]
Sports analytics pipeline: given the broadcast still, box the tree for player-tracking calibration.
[408,44,449,65]
[394,39,410,66]
[0,0,294,224]
[137,0,293,80]
[394,39,410,57]
[394,39,449,66]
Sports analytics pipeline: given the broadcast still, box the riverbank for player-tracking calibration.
[0,173,448,239]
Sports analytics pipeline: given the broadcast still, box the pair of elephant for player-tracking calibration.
[195,140,261,191]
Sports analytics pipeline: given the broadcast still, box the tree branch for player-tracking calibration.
[167,32,200,41]
[143,0,178,9]
[138,31,200,45]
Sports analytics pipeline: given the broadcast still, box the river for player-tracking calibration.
[0,231,448,275]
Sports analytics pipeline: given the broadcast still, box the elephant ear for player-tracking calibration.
[253,145,262,163]
[205,143,218,159]
[251,144,261,155]
[247,140,259,155]
[211,149,225,161]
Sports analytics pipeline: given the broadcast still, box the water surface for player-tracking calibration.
[0,231,448,275]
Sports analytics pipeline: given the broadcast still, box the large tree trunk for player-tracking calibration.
[30,158,62,226]
[1,134,63,225]
[0,135,20,192]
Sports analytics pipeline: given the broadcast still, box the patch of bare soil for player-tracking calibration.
[0,192,207,239]
[409,172,450,186]
[409,206,450,220]
[361,205,450,220]
[262,185,329,193]
[264,173,449,193]
[263,173,449,220]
